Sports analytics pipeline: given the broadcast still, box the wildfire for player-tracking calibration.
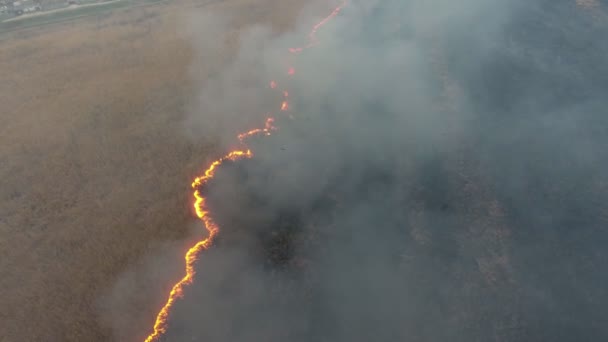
[144,1,348,341]
[237,117,277,143]
[289,0,346,54]
[281,100,290,111]
[144,149,252,342]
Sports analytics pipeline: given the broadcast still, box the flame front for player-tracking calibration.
[289,1,345,54]
[144,2,348,341]
[144,150,252,342]
[237,117,277,143]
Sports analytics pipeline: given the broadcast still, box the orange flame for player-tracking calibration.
[237,117,277,143]
[289,0,347,54]
[144,150,252,342]
[265,117,277,131]
[281,101,289,111]
[144,2,348,341]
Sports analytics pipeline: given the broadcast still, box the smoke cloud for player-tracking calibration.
[150,0,608,341]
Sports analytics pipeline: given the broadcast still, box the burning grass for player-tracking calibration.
[0,0,310,341]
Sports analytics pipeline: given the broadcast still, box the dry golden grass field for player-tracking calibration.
[0,1,311,340]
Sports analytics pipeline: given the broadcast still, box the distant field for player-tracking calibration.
[0,0,165,32]
[0,0,309,340]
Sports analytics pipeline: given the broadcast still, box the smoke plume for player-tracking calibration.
[149,0,608,341]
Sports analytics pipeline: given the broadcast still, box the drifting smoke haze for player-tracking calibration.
[144,0,608,341]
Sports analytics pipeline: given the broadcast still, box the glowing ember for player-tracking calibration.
[144,2,348,341]
[281,101,290,111]
[237,117,277,143]
[265,117,277,131]
[289,0,346,54]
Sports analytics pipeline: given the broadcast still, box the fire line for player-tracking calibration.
[144,2,347,341]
